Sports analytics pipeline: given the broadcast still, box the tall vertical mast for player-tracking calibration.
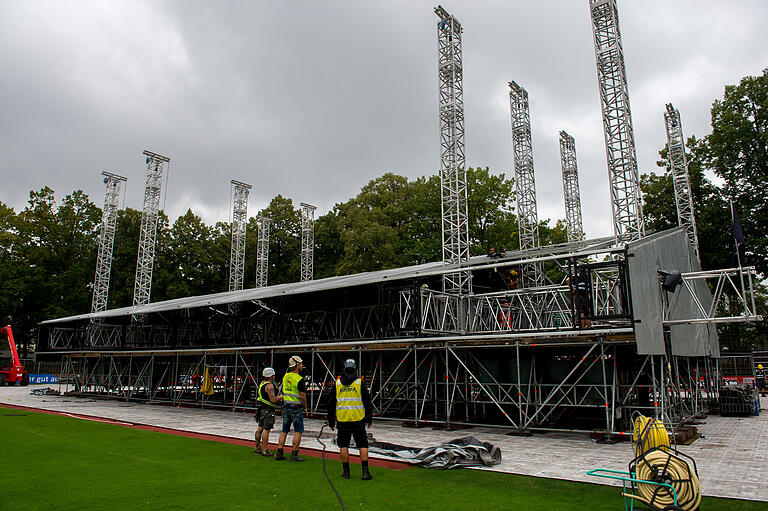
[664,103,699,263]
[91,171,126,313]
[300,202,316,282]
[229,180,251,292]
[435,5,471,295]
[133,150,169,306]
[509,81,543,287]
[589,0,644,243]
[255,215,271,288]
[559,131,585,243]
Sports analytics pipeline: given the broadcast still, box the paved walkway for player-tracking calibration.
[2,386,766,501]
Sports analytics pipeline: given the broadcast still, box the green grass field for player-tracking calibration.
[2,405,764,510]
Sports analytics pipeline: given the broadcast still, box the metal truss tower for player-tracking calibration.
[300,202,316,282]
[255,215,271,288]
[559,131,584,243]
[509,81,544,287]
[664,104,699,263]
[133,150,170,307]
[229,181,252,292]
[589,0,644,244]
[435,5,471,295]
[91,172,127,313]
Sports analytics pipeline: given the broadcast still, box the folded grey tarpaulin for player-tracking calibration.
[368,436,502,469]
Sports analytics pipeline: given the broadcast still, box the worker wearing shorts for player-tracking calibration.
[275,356,307,462]
[254,367,282,456]
[327,358,373,480]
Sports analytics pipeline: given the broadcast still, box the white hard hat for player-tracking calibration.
[288,355,303,368]
[262,367,275,377]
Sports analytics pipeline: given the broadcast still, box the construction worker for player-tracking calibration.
[327,358,373,480]
[757,364,766,396]
[254,367,283,456]
[275,356,307,462]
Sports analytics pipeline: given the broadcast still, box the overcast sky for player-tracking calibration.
[1,0,767,239]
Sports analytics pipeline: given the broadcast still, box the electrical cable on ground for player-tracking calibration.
[317,423,346,511]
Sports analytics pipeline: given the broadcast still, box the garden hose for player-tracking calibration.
[627,448,702,511]
[632,415,670,457]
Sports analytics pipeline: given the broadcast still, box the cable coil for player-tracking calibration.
[632,415,670,457]
[629,415,701,511]
[630,448,702,511]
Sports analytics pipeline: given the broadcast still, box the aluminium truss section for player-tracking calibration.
[589,0,644,244]
[133,151,170,307]
[300,202,316,282]
[413,266,631,334]
[229,180,252,293]
[664,104,700,263]
[255,215,271,288]
[661,266,763,325]
[509,81,544,288]
[91,172,126,313]
[435,6,471,295]
[559,131,584,243]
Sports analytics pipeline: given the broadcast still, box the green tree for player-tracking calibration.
[706,68,768,277]
[157,209,226,300]
[12,188,101,350]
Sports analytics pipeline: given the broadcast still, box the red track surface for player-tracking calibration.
[0,403,410,470]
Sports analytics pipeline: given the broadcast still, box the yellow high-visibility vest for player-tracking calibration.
[283,372,303,405]
[335,377,365,422]
[257,380,278,408]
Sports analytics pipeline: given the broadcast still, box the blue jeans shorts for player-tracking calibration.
[281,405,304,433]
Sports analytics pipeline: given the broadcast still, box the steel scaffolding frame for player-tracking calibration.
[54,338,719,435]
[229,180,251,293]
[133,150,170,306]
[435,6,471,296]
[92,172,127,314]
[664,103,700,263]
[559,131,584,243]
[509,81,544,287]
[589,0,644,244]
[255,215,271,288]
[300,202,316,282]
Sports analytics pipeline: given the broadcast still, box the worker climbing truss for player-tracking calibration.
[559,131,584,243]
[133,150,170,307]
[229,181,252,293]
[91,171,126,313]
[435,5,471,295]
[589,0,644,244]
[509,81,544,287]
[300,202,316,282]
[664,104,699,264]
[255,215,271,288]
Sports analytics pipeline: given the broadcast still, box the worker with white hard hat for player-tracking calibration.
[275,355,307,461]
[254,367,283,456]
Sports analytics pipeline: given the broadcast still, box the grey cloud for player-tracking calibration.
[1,0,767,240]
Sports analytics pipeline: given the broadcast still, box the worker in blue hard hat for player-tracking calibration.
[327,358,373,480]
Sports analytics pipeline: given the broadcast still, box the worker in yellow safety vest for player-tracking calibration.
[327,358,373,480]
[254,367,283,456]
[275,356,307,462]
